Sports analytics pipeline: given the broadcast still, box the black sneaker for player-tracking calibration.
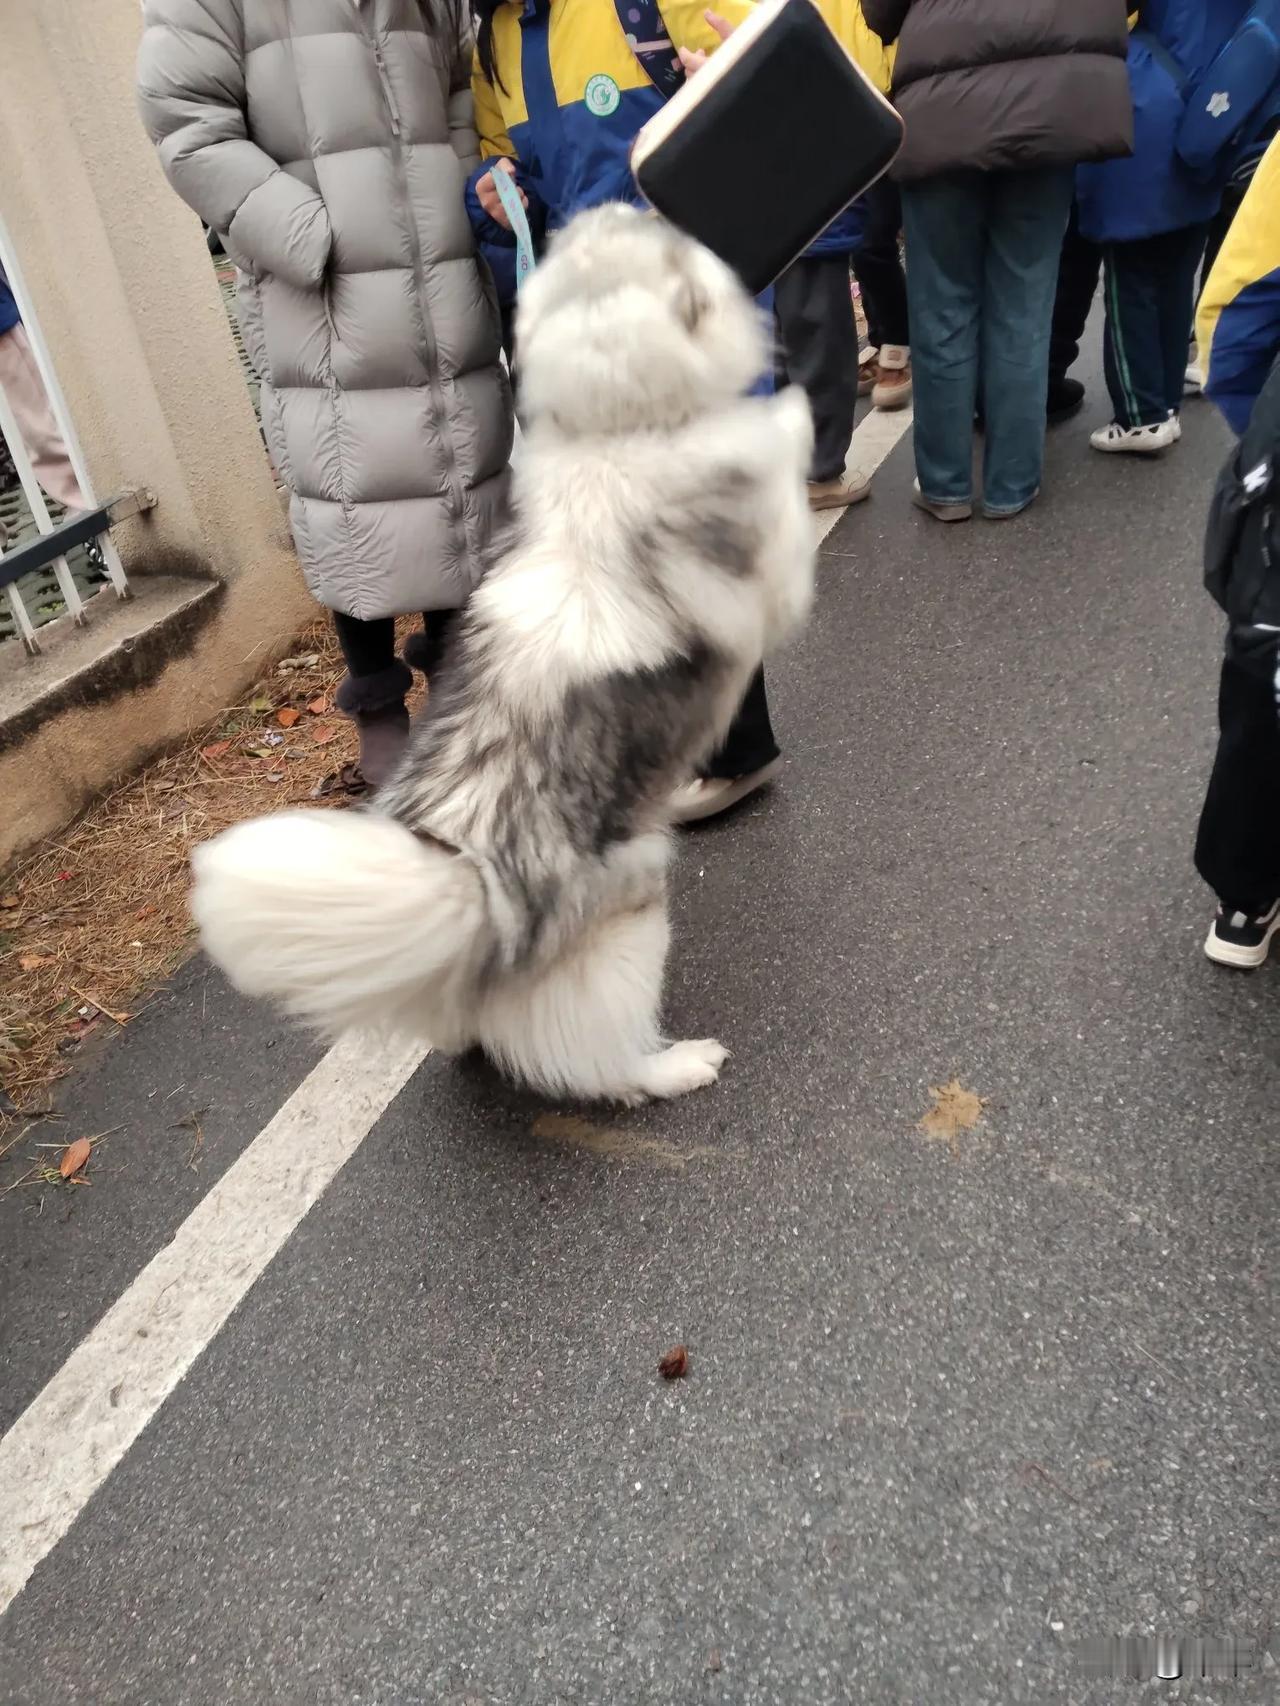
[1047,377,1085,426]
[1204,898,1280,968]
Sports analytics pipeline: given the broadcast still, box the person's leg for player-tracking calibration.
[0,324,87,511]
[1048,201,1102,414]
[853,178,909,349]
[1100,236,1174,430]
[1160,222,1211,418]
[773,255,864,503]
[332,610,412,788]
[404,607,461,682]
[901,173,986,511]
[854,179,911,409]
[702,667,779,781]
[1194,649,1280,941]
[979,166,1074,516]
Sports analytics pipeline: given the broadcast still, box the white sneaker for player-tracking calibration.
[1168,410,1182,442]
[1090,418,1178,455]
[1184,361,1205,396]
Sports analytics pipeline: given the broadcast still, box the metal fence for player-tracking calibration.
[0,212,135,655]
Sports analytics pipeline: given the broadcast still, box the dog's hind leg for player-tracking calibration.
[478,904,726,1104]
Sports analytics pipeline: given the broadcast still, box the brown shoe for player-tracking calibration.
[808,471,872,511]
[871,344,912,411]
[857,344,878,398]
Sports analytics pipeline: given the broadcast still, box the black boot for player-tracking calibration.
[334,661,412,791]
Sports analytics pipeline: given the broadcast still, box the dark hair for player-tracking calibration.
[475,0,506,90]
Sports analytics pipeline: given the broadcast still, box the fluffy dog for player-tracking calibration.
[192,205,816,1102]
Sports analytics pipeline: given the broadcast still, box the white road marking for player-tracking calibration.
[0,396,912,1620]
[0,1029,429,1616]
[813,400,914,546]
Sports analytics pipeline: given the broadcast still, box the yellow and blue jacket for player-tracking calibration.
[465,0,890,286]
[467,0,755,246]
[1198,134,1280,434]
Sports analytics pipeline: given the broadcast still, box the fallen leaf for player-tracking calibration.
[1,894,19,909]
[59,1137,92,1179]
[306,696,328,716]
[200,740,232,762]
[311,725,338,745]
[248,694,273,713]
[658,1344,689,1381]
[277,707,301,729]
[19,954,53,972]
[243,745,274,760]
[265,771,285,784]
[919,1079,987,1158]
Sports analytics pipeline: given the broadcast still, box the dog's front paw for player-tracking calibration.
[642,1038,728,1100]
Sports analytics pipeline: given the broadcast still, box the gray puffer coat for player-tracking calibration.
[137,0,513,619]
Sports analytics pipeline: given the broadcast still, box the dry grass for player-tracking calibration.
[0,616,424,1128]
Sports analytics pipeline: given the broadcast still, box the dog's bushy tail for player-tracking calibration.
[191,810,488,1038]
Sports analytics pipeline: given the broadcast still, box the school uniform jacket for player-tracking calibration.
[1199,134,1280,434]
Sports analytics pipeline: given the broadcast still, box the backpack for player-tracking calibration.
[1177,0,1280,183]
[1204,355,1280,665]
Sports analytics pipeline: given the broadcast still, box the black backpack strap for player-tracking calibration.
[1205,355,1280,621]
[614,0,686,100]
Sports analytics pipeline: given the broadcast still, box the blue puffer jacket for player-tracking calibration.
[0,262,19,337]
[1077,0,1253,243]
[806,203,866,261]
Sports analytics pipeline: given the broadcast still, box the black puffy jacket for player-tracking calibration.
[863,0,1133,181]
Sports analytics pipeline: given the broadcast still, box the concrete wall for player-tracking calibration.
[0,0,315,867]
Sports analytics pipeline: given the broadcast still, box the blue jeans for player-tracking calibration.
[902,168,1075,515]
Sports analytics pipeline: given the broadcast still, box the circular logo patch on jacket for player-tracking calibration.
[585,74,621,117]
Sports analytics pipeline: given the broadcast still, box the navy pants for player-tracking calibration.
[1102,224,1210,428]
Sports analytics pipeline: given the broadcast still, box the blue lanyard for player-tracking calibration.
[490,166,538,290]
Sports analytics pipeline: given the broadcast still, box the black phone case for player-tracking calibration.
[632,0,904,294]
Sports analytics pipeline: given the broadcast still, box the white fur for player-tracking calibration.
[191,207,816,1104]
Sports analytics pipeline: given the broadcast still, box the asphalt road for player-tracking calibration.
[1,363,1276,1705]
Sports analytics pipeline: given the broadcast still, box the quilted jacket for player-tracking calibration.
[864,0,1133,182]
[137,0,513,620]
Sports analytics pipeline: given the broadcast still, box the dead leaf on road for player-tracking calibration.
[59,1137,92,1179]
[276,707,301,729]
[19,954,53,972]
[306,696,328,716]
[0,894,19,910]
[311,725,338,745]
[200,740,232,762]
[919,1079,987,1159]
